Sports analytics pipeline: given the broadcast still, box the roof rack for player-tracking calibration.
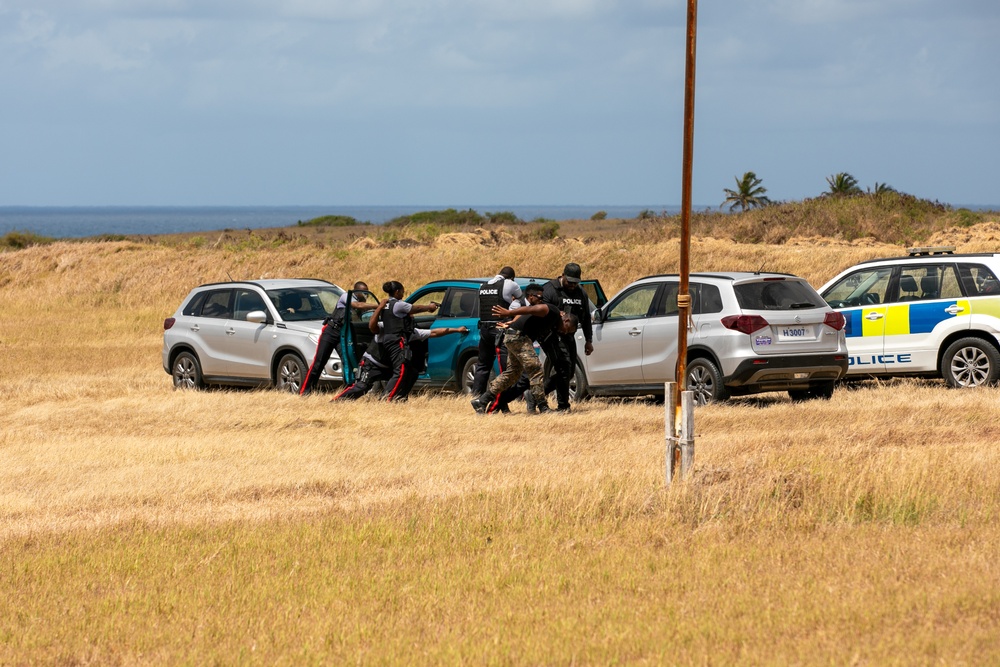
[907,246,956,257]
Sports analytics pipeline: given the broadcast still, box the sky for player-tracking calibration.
[1,0,998,208]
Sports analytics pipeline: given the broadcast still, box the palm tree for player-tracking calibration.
[825,172,862,197]
[721,172,772,212]
[868,182,897,196]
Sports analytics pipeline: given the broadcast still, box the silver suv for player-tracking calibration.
[819,246,1000,387]
[162,279,374,391]
[572,272,849,404]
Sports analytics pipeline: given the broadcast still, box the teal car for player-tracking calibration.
[406,277,607,393]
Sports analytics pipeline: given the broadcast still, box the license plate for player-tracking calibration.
[778,325,814,340]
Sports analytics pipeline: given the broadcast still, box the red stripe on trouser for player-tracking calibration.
[332,383,353,401]
[486,344,504,413]
[385,339,407,400]
[300,322,328,395]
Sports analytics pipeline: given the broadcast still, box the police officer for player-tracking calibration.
[541,262,593,411]
[472,266,524,397]
[471,284,573,415]
[300,281,376,396]
[334,325,468,400]
[375,281,439,402]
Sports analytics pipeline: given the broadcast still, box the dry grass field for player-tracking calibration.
[2,215,1000,664]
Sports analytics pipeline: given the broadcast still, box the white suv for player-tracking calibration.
[162,279,374,391]
[572,272,849,404]
[819,247,1000,387]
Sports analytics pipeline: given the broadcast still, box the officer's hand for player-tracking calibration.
[429,302,439,311]
[584,341,594,356]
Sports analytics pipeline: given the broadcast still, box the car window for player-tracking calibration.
[736,280,824,310]
[440,288,478,318]
[693,283,723,315]
[823,268,893,308]
[579,281,605,308]
[234,289,268,321]
[958,263,1000,296]
[659,283,680,316]
[605,284,659,321]
[182,291,208,317]
[267,286,344,321]
[200,289,234,319]
[895,264,961,301]
[410,288,447,326]
[348,291,378,323]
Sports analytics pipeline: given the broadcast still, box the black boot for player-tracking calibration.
[471,392,496,414]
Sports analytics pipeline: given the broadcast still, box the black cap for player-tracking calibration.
[563,262,582,283]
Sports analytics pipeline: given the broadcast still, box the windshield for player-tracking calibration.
[266,285,345,321]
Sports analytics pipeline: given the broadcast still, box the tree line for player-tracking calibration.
[721,171,899,212]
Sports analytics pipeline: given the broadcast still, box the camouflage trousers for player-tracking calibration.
[487,331,548,409]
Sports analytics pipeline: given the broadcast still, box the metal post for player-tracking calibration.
[665,382,679,485]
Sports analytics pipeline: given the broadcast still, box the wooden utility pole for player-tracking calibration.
[667,0,698,485]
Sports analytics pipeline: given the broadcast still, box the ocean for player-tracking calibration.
[0,205,680,239]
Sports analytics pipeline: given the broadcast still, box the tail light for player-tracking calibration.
[721,314,769,334]
[163,317,176,330]
[823,311,846,331]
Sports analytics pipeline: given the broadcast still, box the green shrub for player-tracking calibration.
[591,210,608,221]
[485,211,523,225]
[385,209,485,227]
[1,230,55,250]
[297,215,360,227]
[531,222,560,240]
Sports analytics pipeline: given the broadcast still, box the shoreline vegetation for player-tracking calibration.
[2,194,1000,663]
[2,193,998,251]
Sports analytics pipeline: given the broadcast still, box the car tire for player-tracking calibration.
[687,358,727,405]
[941,337,1000,388]
[275,352,306,393]
[460,355,479,395]
[788,380,835,402]
[172,351,204,390]
[570,363,590,402]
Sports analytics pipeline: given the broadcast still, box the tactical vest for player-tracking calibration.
[380,298,414,338]
[478,279,510,324]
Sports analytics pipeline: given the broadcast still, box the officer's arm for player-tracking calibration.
[368,299,389,333]
[427,326,469,338]
[494,303,547,318]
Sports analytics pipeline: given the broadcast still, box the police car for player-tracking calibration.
[819,247,1000,387]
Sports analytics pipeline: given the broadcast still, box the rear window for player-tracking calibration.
[734,280,824,311]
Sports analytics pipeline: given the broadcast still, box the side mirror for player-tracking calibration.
[592,307,603,324]
[246,310,269,324]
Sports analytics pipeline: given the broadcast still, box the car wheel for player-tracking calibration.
[687,358,727,405]
[789,381,835,402]
[569,363,590,402]
[460,355,479,395]
[275,352,306,393]
[172,351,203,390]
[942,337,1000,388]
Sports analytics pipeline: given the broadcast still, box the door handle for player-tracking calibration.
[225,328,236,336]
[190,325,200,332]
[945,305,964,315]
[628,328,641,337]
[864,312,884,321]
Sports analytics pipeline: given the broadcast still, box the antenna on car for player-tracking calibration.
[754,262,766,275]
[227,271,234,281]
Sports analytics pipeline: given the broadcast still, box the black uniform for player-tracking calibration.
[301,291,353,396]
[541,278,592,409]
[379,298,416,401]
